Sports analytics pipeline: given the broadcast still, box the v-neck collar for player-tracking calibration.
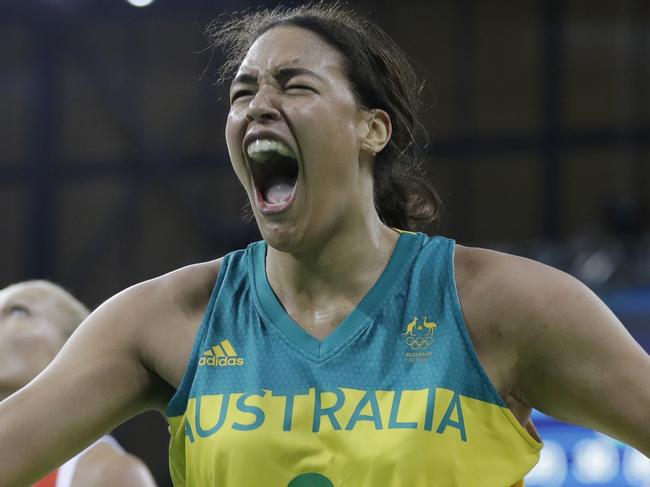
[250,231,419,360]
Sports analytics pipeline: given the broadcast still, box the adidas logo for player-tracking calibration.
[198,339,245,367]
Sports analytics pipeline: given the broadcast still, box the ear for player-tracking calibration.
[360,109,392,156]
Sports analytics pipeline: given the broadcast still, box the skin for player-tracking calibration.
[71,442,157,487]
[0,282,74,402]
[0,282,156,487]
[0,25,648,486]
[456,247,650,444]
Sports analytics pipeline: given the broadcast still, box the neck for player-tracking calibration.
[265,218,400,314]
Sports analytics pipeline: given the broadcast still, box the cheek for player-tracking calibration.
[300,107,360,175]
[225,112,249,183]
[225,111,243,155]
[0,325,64,368]
[305,96,359,144]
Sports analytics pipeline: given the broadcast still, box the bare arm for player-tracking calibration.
[465,248,650,456]
[0,280,174,486]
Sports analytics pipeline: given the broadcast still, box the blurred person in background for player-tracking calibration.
[0,280,157,487]
[0,3,649,487]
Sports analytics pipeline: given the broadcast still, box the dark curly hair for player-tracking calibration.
[206,2,442,233]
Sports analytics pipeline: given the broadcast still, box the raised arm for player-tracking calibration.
[459,246,650,456]
[0,279,176,486]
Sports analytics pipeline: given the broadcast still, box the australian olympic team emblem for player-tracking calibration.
[402,316,437,351]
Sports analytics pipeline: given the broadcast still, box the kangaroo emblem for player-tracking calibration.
[402,316,438,354]
[402,317,418,336]
[402,316,438,336]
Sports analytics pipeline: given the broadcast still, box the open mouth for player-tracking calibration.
[246,139,299,213]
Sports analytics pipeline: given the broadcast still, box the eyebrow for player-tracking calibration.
[231,72,258,86]
[231,67,324,87]
[2,300,30,312]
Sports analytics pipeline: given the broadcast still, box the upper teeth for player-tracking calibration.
[246,139,296,163]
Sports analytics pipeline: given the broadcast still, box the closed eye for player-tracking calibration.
[230,90,255,104]
[6,304,30,317]
[285,85,316,94]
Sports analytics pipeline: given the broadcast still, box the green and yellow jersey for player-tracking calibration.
[166,232,542,486]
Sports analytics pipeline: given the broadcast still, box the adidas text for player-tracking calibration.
[199,356,245,367]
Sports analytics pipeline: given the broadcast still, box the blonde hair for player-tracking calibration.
[1,280,89,337]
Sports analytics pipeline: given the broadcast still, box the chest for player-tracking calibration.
[171,322,537,487]
[286,310,351,341]
[180,298,491,450]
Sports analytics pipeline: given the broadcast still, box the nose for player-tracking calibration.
[245,87,281,123]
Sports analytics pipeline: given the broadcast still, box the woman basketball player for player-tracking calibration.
[1,3,648,486]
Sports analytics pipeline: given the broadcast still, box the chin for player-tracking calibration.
[254,214,304,253]
[259,224,302,253]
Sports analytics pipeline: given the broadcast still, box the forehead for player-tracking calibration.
[237,25,345,79]
[0,283,68,313]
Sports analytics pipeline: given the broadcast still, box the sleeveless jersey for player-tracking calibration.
[166,232,542,486]
[33,436,123,487]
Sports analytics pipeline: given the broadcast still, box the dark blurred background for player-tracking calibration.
[1,0,648,485]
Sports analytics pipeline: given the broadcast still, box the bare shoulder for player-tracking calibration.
[453,243,612,366]
[76,257,224,409]
[150,258,223,317]
[88,258,222,337]
[453,244,601,411]
[117,258,222,317]
[72,440,157,487]
[453,245,538,351]
[454,243,613,344]
[455,245,650,453]
[126,258,223,398]
[454,243,568,299]
[451,245,562,413]
[89,258,222,358]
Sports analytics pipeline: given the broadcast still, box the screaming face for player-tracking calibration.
[225,25,376,252]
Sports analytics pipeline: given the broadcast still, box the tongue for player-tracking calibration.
[263,175,295,204]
